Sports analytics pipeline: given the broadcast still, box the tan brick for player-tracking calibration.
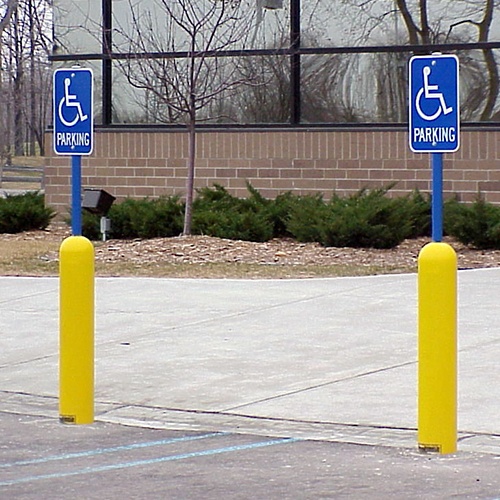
[115,167,133,177]
[302,168,324,179]
[146,177,167,187]
[154,168,175,177]
[369,170,390,180]
[479,181,500,192]
[280,169,300,179]
[238,168,259,178]
[196,168,217,178]
[216,168,237,178]
[167,158,187,169]
[483,192,500,203]
[271,179,296,190]
[127,177,146,186]
[317,132,327,159]
[271,158,292,169]
[168,177,188,189]
[146,158,166,168]
[335,179,362,190]
[174,168,188,177]
[453,180,480,192]
[396,170,416,180]
[258,168,280,178]
[464,169,489,181]
[207,159,229,169]
[227,178,249,190]
[323,167,342,179]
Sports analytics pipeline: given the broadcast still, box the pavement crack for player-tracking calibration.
[0,354,57,370]
[221,360,416,412]
[0,288,57,305]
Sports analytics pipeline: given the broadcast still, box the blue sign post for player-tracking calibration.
[411,54,460,455]
[409,54,459,241]
[53,68,94,235]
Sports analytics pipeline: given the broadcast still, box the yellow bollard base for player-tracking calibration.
[418,242,458,455]
[59,235,95,425]
[59,414,94,425]
[418,443,457,455]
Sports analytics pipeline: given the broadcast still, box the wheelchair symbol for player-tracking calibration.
[58,76,88,127]
[415,65,453,121]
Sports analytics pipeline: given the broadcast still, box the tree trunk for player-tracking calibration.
[479,0,498,121]
[28,0,36,156]
[182,114,196,236]
[13,6,24,156]
[396,0,419,45]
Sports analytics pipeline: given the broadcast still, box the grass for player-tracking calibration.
[9,155,44,167]
[0,239,59,276]
[93,262,415,279]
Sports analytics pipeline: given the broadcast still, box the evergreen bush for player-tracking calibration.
[110,196,184,239]
[82,210,101,240]
[73,183,500,251]
[192,184,273,241]
[285,194,328,243]
[321,187,412,248]
[286,186,426,249]
[402,190,431,238]
[0,192,55,233]
[444,196,500,249]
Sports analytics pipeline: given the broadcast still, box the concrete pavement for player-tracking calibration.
[1,270,499,451]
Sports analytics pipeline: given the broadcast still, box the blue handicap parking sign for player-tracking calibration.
[409,55,459,153]
[53,68,94,155]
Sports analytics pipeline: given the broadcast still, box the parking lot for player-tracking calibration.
[1,271,500,497]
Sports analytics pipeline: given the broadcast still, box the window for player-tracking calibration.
[51,0,500,126]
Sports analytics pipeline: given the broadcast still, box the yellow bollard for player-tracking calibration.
[418,242,457,454]
[59,236,95,424]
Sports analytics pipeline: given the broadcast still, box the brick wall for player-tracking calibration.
[44,127,500,214]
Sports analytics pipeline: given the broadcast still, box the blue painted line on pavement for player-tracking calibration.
[0,437,299,487]
[0,432,225,469]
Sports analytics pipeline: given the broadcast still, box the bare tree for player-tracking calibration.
[340,0,500,121]
[0,0,52,160]
[235,37,365,123]
[399,0,500,120]
[445,0,499,120]
[115,0,257,234]
[0,0,18,36]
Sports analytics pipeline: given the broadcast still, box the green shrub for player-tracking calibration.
[109,196,184,239]
[243,183,299,239]
[77,182,500,251]
[82,210,101,240]
[286,194,328,243]
[192,184,273,241]
[402,190,431,238]
[80,196,184,240]
[193,208,273,241]
[321,187,413,248]
[286,186,419,249]
[0,192,55,233]
[444,196,500,249]
[264,190,300,239]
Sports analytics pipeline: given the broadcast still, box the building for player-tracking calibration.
[46,0,500,213]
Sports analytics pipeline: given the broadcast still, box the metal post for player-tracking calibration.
[290,0,301,125]
[431,152,443,242]
[71,155,82,236]
[102,0,112,125]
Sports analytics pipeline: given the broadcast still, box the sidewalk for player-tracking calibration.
[1,270,499,454]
